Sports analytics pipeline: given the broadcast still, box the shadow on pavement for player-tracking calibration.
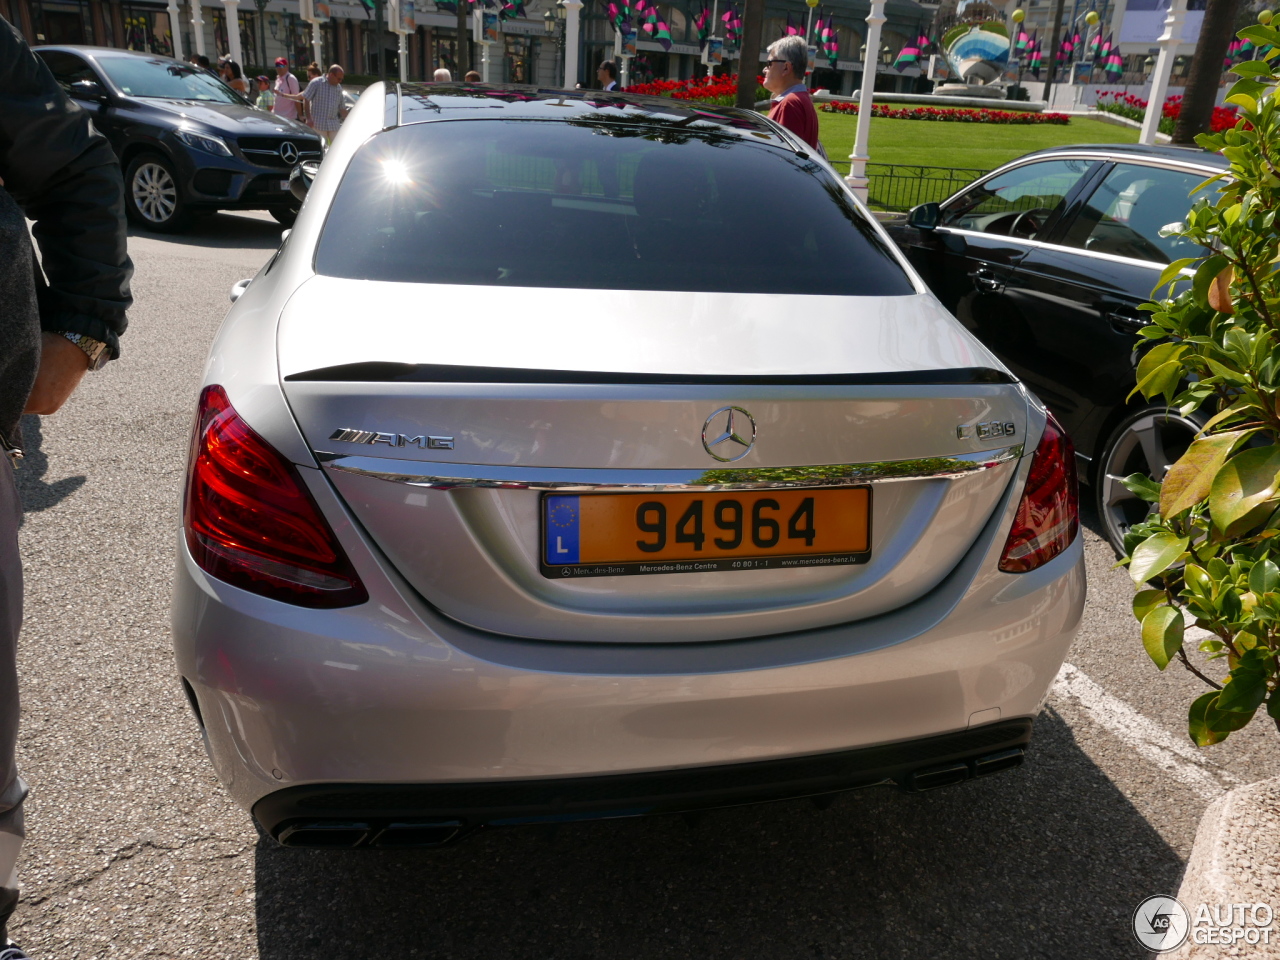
[253,709,1173,959]
[12,415,85,525]
[128,211,285,253]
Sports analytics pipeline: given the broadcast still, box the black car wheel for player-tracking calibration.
[125,153,189,232]
[1095,406,1203,555]
[269,205,299,227]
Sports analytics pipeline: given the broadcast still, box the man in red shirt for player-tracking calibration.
[763,35,819,150]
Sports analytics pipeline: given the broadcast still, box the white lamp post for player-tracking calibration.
[846,0,885,200]
[561,0,582,88]
[1139,0,1184,144]
[190,0,206,57]
[221,0,243,64]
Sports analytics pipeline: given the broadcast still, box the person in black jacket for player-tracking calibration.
[0,17,132,958]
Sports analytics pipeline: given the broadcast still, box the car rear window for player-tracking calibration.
[313,118,915,296]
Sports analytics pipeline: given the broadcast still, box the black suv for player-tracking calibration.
[35,45,323,232]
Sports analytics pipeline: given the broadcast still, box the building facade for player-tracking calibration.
[0,0,937,89]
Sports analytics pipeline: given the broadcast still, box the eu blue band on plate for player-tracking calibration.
[544,495,580,565]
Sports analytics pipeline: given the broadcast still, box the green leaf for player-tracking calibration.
[1190,691,1230,745]
[1122,473,1162,502]
[1232,59,1275,78]
[1249,558,1280,595]
[1142,604,1185,670]
[1269,688,1280,721]
[1159,430,1249,517]
[1227,92,1259,112]
[1131,361,1184,403]
[1154,256,1200,295]
[1238,24,1280,47]
[1209,445,1280,534]
[1130,531,1190,584]
[1217,650,1270,713]
[1133,588,1166,622]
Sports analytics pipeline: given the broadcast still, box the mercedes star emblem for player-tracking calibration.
[279,141,300,164]
[701,406,756,462]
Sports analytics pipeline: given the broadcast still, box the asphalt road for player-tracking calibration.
[8,211,1280,959]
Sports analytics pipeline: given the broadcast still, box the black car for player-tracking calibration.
[884,143,1228,553]
[34,45,324,232]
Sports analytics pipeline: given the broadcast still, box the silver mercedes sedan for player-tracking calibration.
[172,83,1085,848]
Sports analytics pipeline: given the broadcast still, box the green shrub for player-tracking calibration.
[1124,21,1280,745]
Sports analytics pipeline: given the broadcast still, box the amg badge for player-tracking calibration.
[329,429,455,450]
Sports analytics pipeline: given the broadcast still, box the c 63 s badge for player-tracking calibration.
[957,421,1017,441]
[329,429,454,450]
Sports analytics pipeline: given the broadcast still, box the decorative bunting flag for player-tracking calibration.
[819,16,838,67]
[1028,36,1042,78]
[892,33,931,72]
[1239,38,1256,60]
[1090,31,1104,63]
[1103,35,1124,77]
[1225,37,1241,68]
[640,0,672,51]
[1071,31,1081,60]
[721,4,742,46]
[694,2,710,48]
[1015,27,1029,54]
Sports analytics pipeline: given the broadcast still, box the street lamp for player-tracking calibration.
[544,8,555,32]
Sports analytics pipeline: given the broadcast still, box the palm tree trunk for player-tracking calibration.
[456,2,470,77]
[1173,0,1240,143]
[735,0,766,109]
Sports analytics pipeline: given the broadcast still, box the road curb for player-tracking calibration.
[1169,776,1280,957]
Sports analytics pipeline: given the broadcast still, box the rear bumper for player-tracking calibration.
[170,452,1085,819]
[254,718,1033,846]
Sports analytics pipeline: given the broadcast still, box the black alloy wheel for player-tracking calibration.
[125,153,190,232]
[1095,406,1204,556]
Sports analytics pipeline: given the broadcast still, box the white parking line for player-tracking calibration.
[1052,663,1240,800]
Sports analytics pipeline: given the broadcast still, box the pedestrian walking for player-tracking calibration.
[283,64,348,143]
[253,75,274,111]
[0,16,132,960]
[763,35,819,150]
[300,62,322,126]
[270,57,301,121]
[218,56,248,95]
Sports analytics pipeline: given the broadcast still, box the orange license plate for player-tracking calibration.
[541,488,871,578]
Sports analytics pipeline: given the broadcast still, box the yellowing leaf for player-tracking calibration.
[1160,430,1250,516]
[1142,605,1185,670]
[1132,588,1166,622]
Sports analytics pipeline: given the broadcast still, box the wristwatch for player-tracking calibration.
[58,331,111,371]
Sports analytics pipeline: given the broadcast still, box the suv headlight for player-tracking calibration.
[176,129,233,157]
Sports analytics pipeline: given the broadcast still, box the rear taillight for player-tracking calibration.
[184,385,368,607]
[998,412,1079,573]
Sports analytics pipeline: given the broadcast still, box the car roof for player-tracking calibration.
[1016,141,1228,169]
[34,44,168,59]
[388,82,798,149]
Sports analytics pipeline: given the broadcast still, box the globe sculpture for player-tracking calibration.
[936,20,1011,96]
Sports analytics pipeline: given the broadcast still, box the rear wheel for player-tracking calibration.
[125,153,190,232]
[1095,406,1203,556]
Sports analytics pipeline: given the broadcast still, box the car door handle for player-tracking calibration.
[970,268,1002,292]
[1105,307,1147,334]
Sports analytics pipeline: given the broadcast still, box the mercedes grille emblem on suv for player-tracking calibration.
[279,141,300,164]
[701,406,756,462]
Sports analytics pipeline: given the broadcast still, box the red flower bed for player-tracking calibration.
[1094,90,1239,133]
[819,101,1072,124]
[624,73,767,105]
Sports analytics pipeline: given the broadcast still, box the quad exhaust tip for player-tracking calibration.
[903,747,1025,792]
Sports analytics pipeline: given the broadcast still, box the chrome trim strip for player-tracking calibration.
[938,226,1186,274]
[320,444,1024,491]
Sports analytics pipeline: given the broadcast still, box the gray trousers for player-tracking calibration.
[0,452,24,941]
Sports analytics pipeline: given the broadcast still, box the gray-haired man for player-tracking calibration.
[763,35,818,150]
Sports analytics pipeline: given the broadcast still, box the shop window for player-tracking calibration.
[120,4,173,56]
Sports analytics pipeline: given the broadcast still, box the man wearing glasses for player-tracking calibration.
[763,35,818,150]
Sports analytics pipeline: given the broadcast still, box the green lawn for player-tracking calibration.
[818,111,1140,172]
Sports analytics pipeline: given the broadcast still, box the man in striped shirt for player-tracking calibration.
[289,64,347,143]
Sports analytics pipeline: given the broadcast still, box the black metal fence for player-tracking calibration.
[826,161,991,212]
